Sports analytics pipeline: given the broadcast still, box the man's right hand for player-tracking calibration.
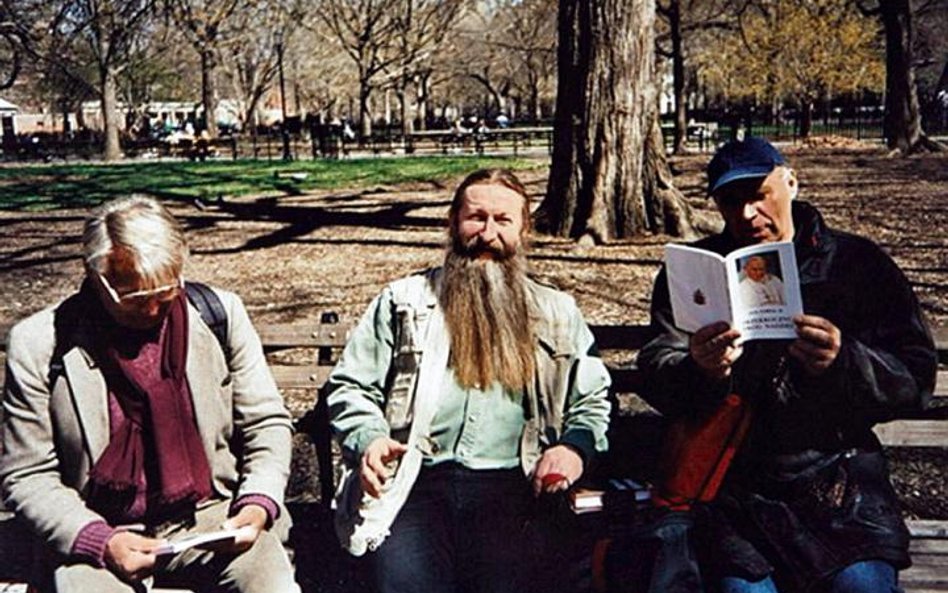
[690,321,743,380]
[361,437,409,498]
[104,530,163,582]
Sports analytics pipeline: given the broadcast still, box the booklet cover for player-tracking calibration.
[154,527,249,556]
[664,241,803,340]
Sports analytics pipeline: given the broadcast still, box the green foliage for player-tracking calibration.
[0,156,541,211]
[694,0,885,104]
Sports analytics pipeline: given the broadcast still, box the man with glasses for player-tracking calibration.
[1,196,299,592]
[637,138,936,593]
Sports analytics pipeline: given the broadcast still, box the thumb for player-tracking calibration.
[385,440,409,459]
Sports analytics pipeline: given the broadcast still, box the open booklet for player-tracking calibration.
[154,526,251,556]
[664,241,803,340]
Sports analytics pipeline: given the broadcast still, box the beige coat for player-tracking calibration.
[0,287,293,557]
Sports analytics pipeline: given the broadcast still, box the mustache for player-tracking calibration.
[454,235,514,259]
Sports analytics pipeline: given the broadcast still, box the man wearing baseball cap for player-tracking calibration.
[637,138,936,592]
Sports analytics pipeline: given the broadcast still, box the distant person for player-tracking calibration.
[327,168,611,593]
[637,137,936,593]
[738,255,784,306]
[451,118,468,135]
[343,120,356,141]
[1,196,299,593]
[495,113,510,129]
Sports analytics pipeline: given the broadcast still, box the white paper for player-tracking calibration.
[154,527,250,556]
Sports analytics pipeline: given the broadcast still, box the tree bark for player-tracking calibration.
[878,0,921,152]
[200,48,219,138]
[101,65,121,161]
[800,99,813,139]
[416,73,429,131]
[535,0,699,242]
[359,77,373,139]
[398,86,412,136]
[668,0,688,155]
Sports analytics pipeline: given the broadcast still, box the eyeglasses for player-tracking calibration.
[97,273,183,307]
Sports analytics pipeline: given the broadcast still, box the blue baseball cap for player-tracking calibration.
[706,137,786,196]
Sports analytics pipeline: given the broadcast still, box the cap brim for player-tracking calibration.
[708,166,775,196]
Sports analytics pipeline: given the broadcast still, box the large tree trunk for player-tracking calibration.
[200,48,219,138]
[101,65,121,161]
[535,0,698,242]
[869,1,944,153]
[879,0,922,152]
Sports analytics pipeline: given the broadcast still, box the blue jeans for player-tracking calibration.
[720,560,902,593]
[371,463,532,593]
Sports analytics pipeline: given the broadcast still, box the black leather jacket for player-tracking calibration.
[637,201,937,591]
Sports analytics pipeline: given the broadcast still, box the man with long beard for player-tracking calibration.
[327,168,611,593]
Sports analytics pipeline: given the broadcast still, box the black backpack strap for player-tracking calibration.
[185,281,230,361]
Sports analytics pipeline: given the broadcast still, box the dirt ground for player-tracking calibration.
[0,143,946,589]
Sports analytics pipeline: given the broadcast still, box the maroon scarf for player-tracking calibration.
[87,290,212,520]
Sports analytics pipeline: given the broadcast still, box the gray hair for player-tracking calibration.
[83,196,188,285]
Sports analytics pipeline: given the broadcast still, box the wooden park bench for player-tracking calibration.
[0,316,946,592]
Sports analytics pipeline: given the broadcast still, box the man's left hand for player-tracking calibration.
[220,504,268,553]
[532,445,583,496]
[789,314,841,375]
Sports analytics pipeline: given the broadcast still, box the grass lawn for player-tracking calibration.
[0,155,543,210]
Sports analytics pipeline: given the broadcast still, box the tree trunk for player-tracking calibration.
[873,2,945,153]
[200,48,219,138]
[535,0,697,242]
[644,112,712,237]
[416,74,429,131]
[398,87,412,137]
[800,100,813,139]
[101,65,121,161]
[669,0,688,155]
[359,78,373,140]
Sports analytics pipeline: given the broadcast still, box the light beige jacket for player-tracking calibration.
[0,287,293,557]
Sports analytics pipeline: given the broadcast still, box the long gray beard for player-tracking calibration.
[440,248,535,392]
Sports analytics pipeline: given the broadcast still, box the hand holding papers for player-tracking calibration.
[664,241,803,341]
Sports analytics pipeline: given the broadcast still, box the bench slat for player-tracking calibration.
[874,421,948,447]
[270,365,331,390]
[910,539,948,554]
[909,520,948,538]
[1,323,944,350]
[257,323,351,349]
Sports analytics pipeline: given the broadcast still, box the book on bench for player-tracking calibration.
[664,240,803,341]
[569,478,652,515]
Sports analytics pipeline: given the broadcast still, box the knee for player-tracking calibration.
[830,560,898,593]
[53,563,132,593]
[720,575,779,593]
[220,531,299,593]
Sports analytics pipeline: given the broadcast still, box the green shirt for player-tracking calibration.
[327,271,610,470]
[425,371,524,468]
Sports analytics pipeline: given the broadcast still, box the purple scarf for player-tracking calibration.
[87,291,212,521]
